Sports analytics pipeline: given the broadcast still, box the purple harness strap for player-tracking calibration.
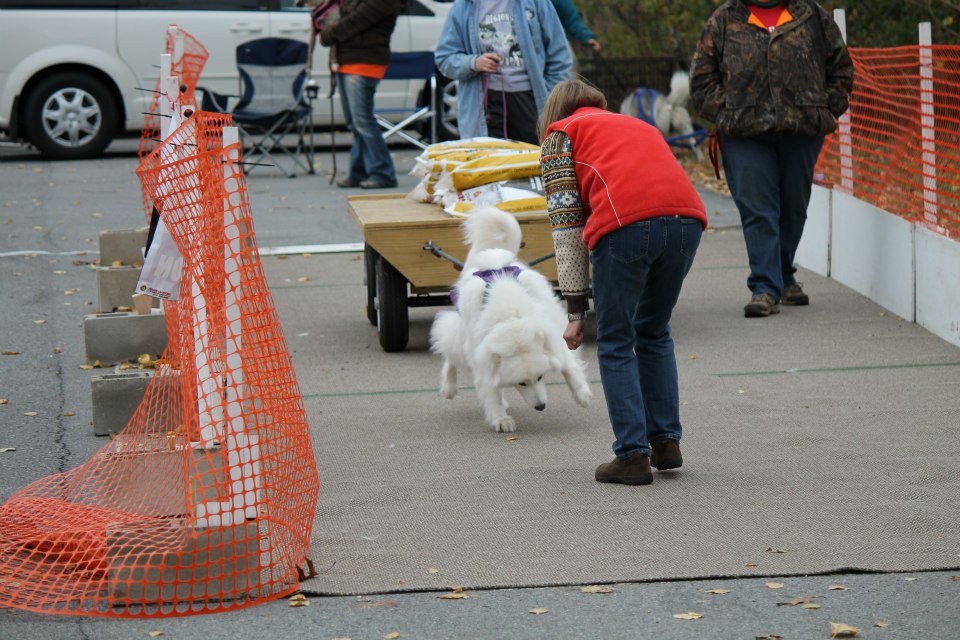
[450,265,522,311]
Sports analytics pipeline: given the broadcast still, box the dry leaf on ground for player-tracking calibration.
[0,448,16,453]
[384,633,402,639]
[288,593,309,607]
[873,622,889,628]
[803,603,822,609]
[829,622,858,637]
[673,612,703,620]
[581,585,614,594]
[529,607,549,615]
[147,633,164,638]
[439,593,470,600]
[765,582,785,589]
[704,588,731,595]
[777,596,816,607]
[755,635,784,640]
[828,585,848,591]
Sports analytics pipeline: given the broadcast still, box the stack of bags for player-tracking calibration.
[408,138,547,217]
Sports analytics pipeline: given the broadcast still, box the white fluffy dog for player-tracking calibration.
[619,70,705,161]
[429,207,592,433]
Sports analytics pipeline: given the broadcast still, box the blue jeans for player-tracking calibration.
[338,73,396,184]
[590,216,702,460]
[721,133,824,300]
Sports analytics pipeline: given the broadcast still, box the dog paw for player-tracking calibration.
[573,386,592,407]
[440,383,458,400]
[492,416,516,433]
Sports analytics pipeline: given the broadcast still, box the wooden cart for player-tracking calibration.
[348,194,557,352]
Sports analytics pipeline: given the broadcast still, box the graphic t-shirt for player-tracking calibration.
[477,0,531,92]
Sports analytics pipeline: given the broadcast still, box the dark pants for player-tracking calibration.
[721,133,824,300]
[484,89,538,145]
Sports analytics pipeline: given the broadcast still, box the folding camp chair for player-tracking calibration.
[199,37,314,177]
[374,51,438,150]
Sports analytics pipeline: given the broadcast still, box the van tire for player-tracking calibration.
[23,72,118,160]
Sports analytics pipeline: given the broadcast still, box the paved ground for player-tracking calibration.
[0,136,958,639]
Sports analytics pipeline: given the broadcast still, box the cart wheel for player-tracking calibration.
[364,244,379,326]
[375,256,409,352]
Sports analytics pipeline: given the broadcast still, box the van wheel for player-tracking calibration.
[23,72,118,160]
[438,78,459,141]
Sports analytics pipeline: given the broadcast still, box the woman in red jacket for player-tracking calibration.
[538,78,708,485]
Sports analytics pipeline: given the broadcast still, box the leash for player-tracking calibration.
[707,129,723,180]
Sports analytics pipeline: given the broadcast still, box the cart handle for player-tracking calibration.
[421,240,556,270]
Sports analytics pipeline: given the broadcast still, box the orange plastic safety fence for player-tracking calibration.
[138,26,210,163]
[817,45,960,238]
[0,111,319,617]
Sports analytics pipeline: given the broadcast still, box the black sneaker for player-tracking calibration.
[782,283,809,306]
[744,292,780,318]
[336,176,361,188]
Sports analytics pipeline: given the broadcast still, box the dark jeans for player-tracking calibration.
[338,72,397,184]
[590,216,702,460]
[721,133,824,300]
[484,88,538,144]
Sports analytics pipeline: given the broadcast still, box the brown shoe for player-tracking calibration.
[650,439,683,470]
[744,292,780,318]
[782,282,809,306]
[595,455,653,485]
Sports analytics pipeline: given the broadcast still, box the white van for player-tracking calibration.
[0,0,453,159]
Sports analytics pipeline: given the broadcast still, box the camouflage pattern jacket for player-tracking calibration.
[689,0,853,138]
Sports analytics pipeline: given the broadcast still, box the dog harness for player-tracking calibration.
[450,265,523,312]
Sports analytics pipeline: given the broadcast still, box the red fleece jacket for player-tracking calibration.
[545,107,707,249]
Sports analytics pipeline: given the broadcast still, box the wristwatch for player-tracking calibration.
[567,312,586,322]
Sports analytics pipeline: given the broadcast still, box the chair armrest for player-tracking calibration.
[196,87,237,113]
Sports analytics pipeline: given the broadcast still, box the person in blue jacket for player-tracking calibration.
[550,0,601,52]
[435,0,573,144]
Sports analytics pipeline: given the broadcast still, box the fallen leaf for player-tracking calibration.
[581,585,614,594]
[428,568,440,574]
[384,633,402,639]
[829,622,858,637]
[0,399,8,405]
[765,582,785,589]
[148,633,164,638]
[873,622,889,628]
[439,593,470,600]
[529,607,549,615]
[33,319,46,325]
[738,389,745,395]
[53,270,66,275]
[951,576,958,582]
[905,577,918,582]
[62,412,76,417]
[0,448,15,453]
[704,588,731,595]
[506,436,520,441]
[111,260,123,267]
[333,637,353,640]
[297,276,310,282]
[803,603,822,609]
[79,364,94,370]
[766,548,788,554]
[673,612,703,620]
[828,585,848,591]
[1,351,19,356]
[778,596,816,607]
[288,593,309,607]
[755,635,784,640]
[745,563,759,568]
[23,411,38,417]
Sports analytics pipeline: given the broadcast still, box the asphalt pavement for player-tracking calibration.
[0,135,958,639]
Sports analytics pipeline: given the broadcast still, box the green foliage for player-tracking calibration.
[575,0,959,61]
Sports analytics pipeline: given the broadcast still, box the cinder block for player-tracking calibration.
[90,368,182,436]
[99,228,148,266]
[97,265,152,313]
[106,521,263,603]
[84,309,168,363]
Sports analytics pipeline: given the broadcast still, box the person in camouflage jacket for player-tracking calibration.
[689,0,853,318]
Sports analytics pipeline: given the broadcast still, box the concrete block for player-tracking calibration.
[90,367,182,436]
[99,227,148,266]
[106,521,263,603]
[96,265,141,313]
[84,309,168,363]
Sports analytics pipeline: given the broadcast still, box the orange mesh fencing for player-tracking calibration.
[817,45,960,238]
[138,26,210,162]
[0,111,319,617]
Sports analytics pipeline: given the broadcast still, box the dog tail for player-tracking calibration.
[463,206,522,255]
[666,70,691,107]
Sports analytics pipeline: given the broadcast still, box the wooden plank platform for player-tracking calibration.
[348,194,556,289]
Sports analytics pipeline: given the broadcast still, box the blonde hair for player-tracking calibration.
[537,77,607,142]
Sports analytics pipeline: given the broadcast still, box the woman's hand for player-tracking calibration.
[564,319,585,350]
[473,53,502,74]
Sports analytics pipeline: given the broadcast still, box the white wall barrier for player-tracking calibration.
[799,187,960,348]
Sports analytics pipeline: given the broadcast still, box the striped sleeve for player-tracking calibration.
[541,130,590,314]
